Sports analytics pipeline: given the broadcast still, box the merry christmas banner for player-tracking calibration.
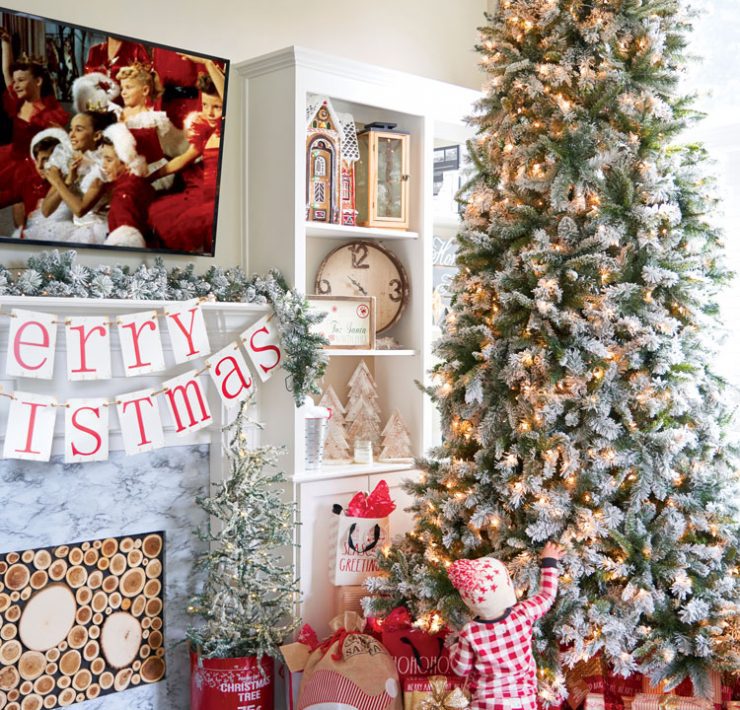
[0,300,282,464]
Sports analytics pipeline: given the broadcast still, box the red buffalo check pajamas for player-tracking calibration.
[449,560,560,710]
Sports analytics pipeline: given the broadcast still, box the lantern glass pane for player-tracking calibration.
[376,136,404,219]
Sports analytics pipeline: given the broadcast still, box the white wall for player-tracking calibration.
[0,0,486,272]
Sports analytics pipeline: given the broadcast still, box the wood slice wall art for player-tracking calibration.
[0,531,166,709]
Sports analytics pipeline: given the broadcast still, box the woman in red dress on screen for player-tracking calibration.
[0,29,68,227]
[84,36,149,78]
[147,58,223,254]
[116,62,185,188]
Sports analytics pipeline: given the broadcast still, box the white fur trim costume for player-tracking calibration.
[72,72,121,114]
[101,123,147,178]
[30,128,74,177]
[104,225,146,248]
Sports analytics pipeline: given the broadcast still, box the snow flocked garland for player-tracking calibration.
[0,250,328,405]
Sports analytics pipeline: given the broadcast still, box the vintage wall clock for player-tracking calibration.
[314,241,410,333]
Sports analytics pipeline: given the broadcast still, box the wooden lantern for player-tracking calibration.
[355,122,410,229]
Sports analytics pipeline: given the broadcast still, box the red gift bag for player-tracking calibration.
[190,651,274,710]
[382,628,451,680]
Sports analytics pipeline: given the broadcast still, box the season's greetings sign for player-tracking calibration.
[0,301,283,463]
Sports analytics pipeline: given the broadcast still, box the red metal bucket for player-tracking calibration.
[190,651,274,710]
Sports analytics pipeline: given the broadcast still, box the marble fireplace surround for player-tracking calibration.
[0,296,272,710]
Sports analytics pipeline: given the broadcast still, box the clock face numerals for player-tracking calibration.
[315,241,409,333]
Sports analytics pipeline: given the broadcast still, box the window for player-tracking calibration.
[314,155,326,177]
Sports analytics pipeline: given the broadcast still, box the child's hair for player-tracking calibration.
[116,62,163,100]
[196,73,218,97]
[32,136,60,158]
[82,109,117,135]
[10,58,54,97]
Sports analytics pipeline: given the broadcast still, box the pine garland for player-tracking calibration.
[0,250,328,405]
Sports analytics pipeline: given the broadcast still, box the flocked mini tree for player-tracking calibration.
[188,398,299,659]
[367,0,740,696]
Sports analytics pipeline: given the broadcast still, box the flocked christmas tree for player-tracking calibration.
[188,398,299,659]
[320,385,351,460]
[379,410,414,461]
[367,0,740,697]
[345,360,382,454]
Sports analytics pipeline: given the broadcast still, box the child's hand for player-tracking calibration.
[541,542,564,560]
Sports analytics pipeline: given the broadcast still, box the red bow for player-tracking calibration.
[346,480,396,518]
[318,628,364,661]
[382,606,413,631]
[297,624,320,651]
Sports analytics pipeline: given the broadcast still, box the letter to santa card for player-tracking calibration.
[3,392,57,461]
[64,398,109,463]
[117,311,165,376]
[205,343,254,406]
[6,309,57,379]
[65,316,111,381]
[162,370,212,435]
[242,313,282,383]
[165,300,210,364]
[116,389,165,455]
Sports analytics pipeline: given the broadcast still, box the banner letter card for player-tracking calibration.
[116,389,165,455]
[6,309,57,379]
[65,316,111,381]
[64,398,109,463]
[117,311,165,376]
[242,313,282,383]
[165,299,210,364]
[3,392,57,461]
[162,370,212,435]
[206,342,254,406]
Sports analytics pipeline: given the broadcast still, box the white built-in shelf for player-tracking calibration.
[295,460,416,483]
[305,222,419,241]
[324,348,416,357]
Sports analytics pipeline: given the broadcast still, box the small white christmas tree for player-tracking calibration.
[379,410,413,461]
[344,360,382,454]
[319,385,351,461]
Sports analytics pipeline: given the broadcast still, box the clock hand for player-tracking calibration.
[347,276,368,295]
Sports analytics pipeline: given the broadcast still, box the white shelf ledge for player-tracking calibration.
[305,222,419,240]
[294,460,416,483]
[324,348,416,357]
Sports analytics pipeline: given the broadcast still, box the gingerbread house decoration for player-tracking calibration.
[306,95,359,225]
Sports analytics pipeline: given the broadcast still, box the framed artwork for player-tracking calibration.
[0,531,166,708]
[0,6,229,256]
[307,295,376,349]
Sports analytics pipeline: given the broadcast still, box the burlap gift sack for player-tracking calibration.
[281,612,402,710]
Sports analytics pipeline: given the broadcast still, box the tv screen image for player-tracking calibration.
[0,6,229,256]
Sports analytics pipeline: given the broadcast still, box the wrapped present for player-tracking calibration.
[379,607,451,680]
[566,656,605,709]
[335,584,367,616]
[280,611,402,710]
[403,675,469,710]
[632,693,714,710]
[585,694,607,710]
[642,672,722,709]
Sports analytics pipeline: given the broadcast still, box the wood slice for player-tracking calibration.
[19,591,30,603]
[42,650,58,663]
[121,599,131,612]
[42,665,55,677]
[86,571,102,590]
[80,543,90,552]
[71,669,91,691]
[65,567,86,589]
[90,658,104,675]
[139,645,150,658]
[0,563,6,574]
[0,667,19,691]
[82,641,98,662]
[142,630,149,640]
[56,642,66,653]
[47,561,66,582]
[140,618,151,630]
[92,614,102,626]
[108,593,121,610]
[119,539,134,554]
[28,573,46,591]
[67,550,82,566]
[144,559,162,580]
[0,641,21,665]
[126,551,143,568]
[0,596,9,614]
[113,669,132,692]
[19,695,41,710]
[92,541,101,551]
[52,548,67,560]
[85,684,100,700]
[6,704,17,710]
[142,536,162,559]
[4,556,17,566]
[66,626,87,650]
[5,608,20,623]
[131,596,146,617]
[140,656,165,684]
[32,676,53,696]
[75,608,91,626]
[18,586,76,652]
[74,588,91,606]
[83,550,98,567]
[143,580,161,599]
[145,599,162,618]
[0,690,5,708]
[120,569,145,598]
[132,660,141,671]
[91,593,107,614]
[7,689,18,702]
[147,630,163,649]
[109,555,126,577]
[42,697,55,709]
[151,618,162,631]
[56,677,69,690]
[100,540,117,558]
[31,554,50,573]
[155,647,164,658]
[20,553,33,565]
[0,626,16,642]
[17,652,44,680]
[57,688,75,706]
[98,672,113,690]
[101,577,118,594]
[101,613,141,669]
[96,558,109,572]
[132,673,141,685]
[4,567,29,592]
[17,685,30,698]
[88,626,100,641]
[58,650,80,677]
